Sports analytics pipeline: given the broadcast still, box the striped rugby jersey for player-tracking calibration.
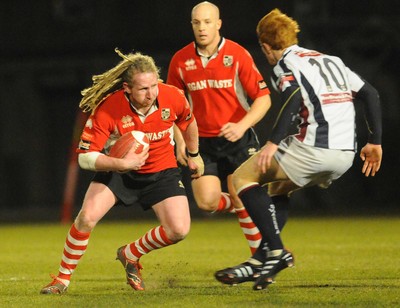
[273,45,365,150]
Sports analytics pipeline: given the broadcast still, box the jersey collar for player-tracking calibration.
[282,44,298,58]
[195,37,225,58]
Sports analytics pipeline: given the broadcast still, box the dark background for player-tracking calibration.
[1,0,399,222]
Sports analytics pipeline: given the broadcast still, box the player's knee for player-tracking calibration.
[196,200,218,212]
[194,193,220,212]
[74,210,98,232]
[166,224,190,243]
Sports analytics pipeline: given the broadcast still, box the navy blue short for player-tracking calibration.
[92,168,187,211]
[199,128,260,180]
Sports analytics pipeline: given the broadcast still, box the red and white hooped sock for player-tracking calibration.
[125,225,173,261]
[57,223,90,285]
[235,207,262,254]
[214,192,235,213]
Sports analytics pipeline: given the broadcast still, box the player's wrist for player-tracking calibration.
[187,150,199,157]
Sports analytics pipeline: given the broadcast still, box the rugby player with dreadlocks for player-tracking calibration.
[40,49,204,294]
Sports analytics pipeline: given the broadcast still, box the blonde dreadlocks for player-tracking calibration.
[79,48,161,113]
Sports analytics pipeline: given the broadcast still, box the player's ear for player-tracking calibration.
[216,19,222,30]
[262,43,272,54]
[122,82,131,93]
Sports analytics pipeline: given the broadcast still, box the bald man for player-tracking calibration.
[167,2,282,282]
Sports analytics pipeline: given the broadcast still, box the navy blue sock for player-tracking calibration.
[274,194,290,230]
[239,185,284,251]
[251,194,290,262]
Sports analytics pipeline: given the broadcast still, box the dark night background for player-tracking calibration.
[1,0,399,222]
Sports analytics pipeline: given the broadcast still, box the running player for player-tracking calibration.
[215,8,383,290]
[40,49,204,294]
[167,1,273,255]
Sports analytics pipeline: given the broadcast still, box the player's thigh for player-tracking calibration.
[233,153,290,189]
[76,182,117,230]
[266,181,301,197]
[152,195,190,240]
[191,175,222,204]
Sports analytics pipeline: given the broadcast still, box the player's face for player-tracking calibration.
[191,5,221,47]
[123,72,159,110]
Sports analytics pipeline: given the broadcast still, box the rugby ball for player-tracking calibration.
[109,130,149,158]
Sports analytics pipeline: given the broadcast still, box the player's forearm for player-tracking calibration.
[79,152,121,171]
[238,94,271,129]
[78,152,102,171]
[78,152,127,172]
[173,123,185,145]
[356,81,382,144]
[181,120,200,155]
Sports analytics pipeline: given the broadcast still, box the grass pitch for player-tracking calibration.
[1,216,399,307]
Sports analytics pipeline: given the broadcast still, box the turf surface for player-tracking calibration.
[1,216,399,307]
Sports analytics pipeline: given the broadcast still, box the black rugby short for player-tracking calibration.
[199,128,260,180]
[92,168,187,210]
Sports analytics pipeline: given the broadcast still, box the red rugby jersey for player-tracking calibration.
[167,38,270,137]
[77,83,194,173]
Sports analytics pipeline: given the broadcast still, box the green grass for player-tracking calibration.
[1,216,400,307]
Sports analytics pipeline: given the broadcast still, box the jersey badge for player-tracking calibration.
[161,108,171,120]
[278,73,295,92]
[258,80,268,90]
[248,147,257,156]
[184,59,197,71]
[223,55,233,67]
[78,139,91,151]
[121,115,135,128]
[81,131,93,141]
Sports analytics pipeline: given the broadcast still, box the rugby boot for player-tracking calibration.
[214,261,262,285]
[116,246,145,291]
[253,249,294,290]
[40,274,68,294]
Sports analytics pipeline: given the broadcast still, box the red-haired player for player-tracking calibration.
[216,8,383,290]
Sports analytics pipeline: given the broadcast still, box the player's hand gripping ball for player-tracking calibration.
[109,130,149,158]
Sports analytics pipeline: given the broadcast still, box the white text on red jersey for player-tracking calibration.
[146,129,170,141]
[186,79,233,91]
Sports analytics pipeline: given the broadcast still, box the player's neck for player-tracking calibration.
[197,36,221,57]
[275,49,286,61]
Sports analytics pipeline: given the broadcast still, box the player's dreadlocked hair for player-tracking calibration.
[79,48,160,113]
[256,8,300,50]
